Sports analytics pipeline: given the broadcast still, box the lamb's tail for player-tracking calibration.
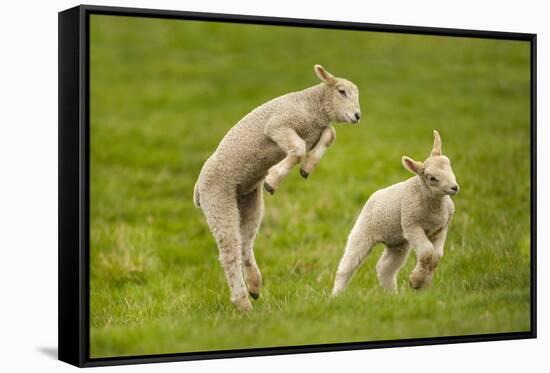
[193,181,201,208]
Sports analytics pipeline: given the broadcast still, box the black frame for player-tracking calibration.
[58,4,537,368]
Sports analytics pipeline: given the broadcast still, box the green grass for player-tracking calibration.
[88,15,532,358]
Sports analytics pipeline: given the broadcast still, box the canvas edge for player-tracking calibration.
[58,5,86,368]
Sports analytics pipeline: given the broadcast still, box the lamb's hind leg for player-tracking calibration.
[331,230,376,297]
[238,186,264,300]
[300,126,336,179]
[264,127,306,194]
[376,243,410,292]
[200,187,252,312]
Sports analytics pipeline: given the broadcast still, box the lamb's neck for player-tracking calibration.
[414,176,445,208]
[302,84,332,126]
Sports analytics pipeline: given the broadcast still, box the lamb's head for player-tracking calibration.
[402,130,459,196]
[314,64,361,124]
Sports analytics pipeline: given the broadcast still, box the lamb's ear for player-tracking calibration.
[314,64,336,85]
[402,156,424,175]
[431,130,442,156]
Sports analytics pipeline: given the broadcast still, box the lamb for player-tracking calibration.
[331,130,458,296]
[194,65,361,312]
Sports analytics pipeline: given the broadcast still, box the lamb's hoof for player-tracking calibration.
[233,296,253,313]
[249,291,260,300]
[380,283,398,293]
[264,182,275,195]
[409,272,429,290]
[300,168,309,179]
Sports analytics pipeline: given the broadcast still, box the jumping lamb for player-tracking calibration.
[331,130,458,296]
[194,65,361,312]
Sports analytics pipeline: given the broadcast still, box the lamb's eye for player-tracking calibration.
[427,175,439,182]
[338,88,347,98]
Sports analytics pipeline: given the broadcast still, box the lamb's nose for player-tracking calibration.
[450,185,459,193]
[354,112,361,121]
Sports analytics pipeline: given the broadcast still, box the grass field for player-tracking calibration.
[88,15,532,358]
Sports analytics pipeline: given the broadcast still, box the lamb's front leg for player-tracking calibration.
[376,243,410,292]
[404,226,436,290]
[299,126,336,179]
[264,126,306,194]
[411,227,448,288]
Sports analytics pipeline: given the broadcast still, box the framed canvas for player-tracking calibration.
[58,4,537,367]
